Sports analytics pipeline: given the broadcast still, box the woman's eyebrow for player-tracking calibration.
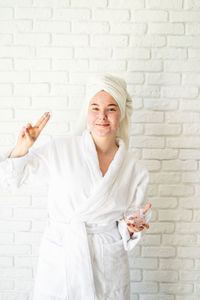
[91,103,118,106]
[108,103,118,107]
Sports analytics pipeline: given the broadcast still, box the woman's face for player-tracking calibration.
[87,90,121,137]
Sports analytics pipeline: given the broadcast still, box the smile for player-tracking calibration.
[96,124,110,127]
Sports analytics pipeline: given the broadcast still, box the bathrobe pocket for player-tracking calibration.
[34,237,67,298]
[103,239,130,291]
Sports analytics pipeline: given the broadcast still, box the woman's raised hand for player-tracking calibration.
[9,112,51,158]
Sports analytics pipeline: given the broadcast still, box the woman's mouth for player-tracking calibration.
[96,124,110,127]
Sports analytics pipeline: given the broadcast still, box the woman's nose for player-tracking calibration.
[98,111,107,119]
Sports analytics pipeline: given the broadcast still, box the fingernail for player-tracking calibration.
[44,112,50,117]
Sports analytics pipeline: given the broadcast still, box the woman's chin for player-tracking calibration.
[92,126,112,137]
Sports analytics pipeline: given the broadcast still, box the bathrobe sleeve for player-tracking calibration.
[0,140,52,193]
[118,166,150,251]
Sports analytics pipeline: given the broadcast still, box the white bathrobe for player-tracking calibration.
[0,129,149,300]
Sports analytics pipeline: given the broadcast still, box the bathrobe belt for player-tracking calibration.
[47,218,117,300]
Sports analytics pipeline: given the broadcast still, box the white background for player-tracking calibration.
[0,0,199,299]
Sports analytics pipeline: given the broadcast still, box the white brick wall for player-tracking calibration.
[0,0,199,299]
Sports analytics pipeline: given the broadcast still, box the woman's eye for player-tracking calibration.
[91,107,116,112]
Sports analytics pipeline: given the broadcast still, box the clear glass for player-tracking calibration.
[123,205,152,229]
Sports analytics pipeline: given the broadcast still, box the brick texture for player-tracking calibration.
[0,1,199,300]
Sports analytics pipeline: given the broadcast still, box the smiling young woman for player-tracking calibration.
[0,73,151,300]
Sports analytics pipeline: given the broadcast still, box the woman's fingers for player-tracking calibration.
[127,223,143,233]
[128,224,149,232]
[21,123,32,136]
[24,126,32,143]
[26,123,32,128]
[21,126,27,137]
[20,113,50,141]
[126,220,149,232]
[142,203,152,214]
[143,223,149,229]
[34,112,50,133]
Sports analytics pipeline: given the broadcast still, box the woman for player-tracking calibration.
[0,73,151,300]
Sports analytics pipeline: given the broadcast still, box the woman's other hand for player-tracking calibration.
[124,203,152,236]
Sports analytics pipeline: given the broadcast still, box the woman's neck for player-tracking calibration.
[90,131,118,154]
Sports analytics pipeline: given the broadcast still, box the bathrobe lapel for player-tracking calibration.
[78,129,127,216]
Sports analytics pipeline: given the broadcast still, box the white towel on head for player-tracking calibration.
[72,73,134,148]
[85,73,128,121]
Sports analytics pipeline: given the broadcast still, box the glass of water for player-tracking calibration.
[123,204,152,230]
